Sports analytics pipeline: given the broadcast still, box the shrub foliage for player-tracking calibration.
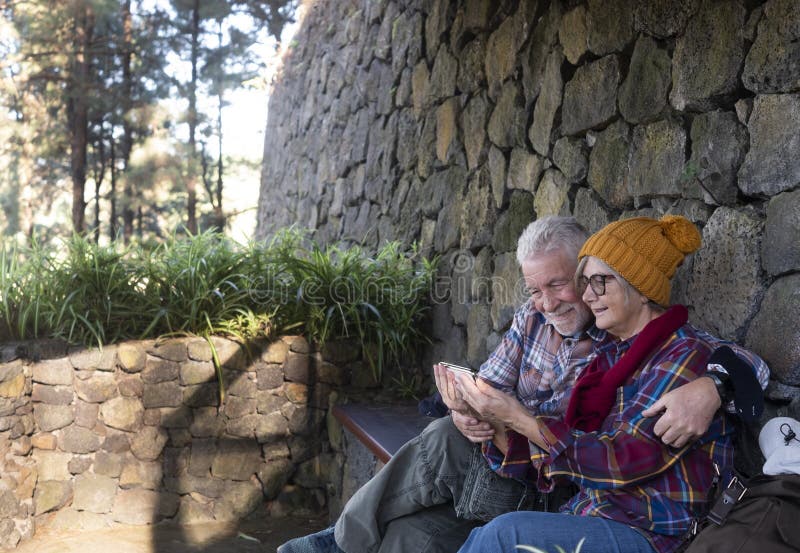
[0,230,437,384]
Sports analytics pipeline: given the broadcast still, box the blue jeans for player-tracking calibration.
[457,511,656,553]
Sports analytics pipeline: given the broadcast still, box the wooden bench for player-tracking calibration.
[332,403,435,463]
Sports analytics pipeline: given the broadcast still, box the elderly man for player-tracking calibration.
[278,216,768,553]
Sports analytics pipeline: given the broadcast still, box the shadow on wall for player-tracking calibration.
[0,335,357,551]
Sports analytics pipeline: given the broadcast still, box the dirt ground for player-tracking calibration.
[12,516,329,553]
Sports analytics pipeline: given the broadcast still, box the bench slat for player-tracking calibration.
[332,404,434,463]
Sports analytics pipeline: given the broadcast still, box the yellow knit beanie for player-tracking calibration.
[578,215,701,306]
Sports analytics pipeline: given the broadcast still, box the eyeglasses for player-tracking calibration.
[578,273,616,296]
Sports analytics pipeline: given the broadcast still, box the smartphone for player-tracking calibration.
[440,362,478,379]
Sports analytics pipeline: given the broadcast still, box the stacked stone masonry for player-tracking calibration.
[257,0,800,415]
[0,337,367,550]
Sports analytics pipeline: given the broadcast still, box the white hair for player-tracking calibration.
[516,216,589,266]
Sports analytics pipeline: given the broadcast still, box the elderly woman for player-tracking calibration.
[453,215,732,553]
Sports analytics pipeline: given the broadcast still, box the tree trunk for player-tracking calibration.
[121,0,135,244]
[68,2,94,234]
[186,0,200,234]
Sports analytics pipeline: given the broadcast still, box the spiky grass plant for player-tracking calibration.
[0,229,437,398]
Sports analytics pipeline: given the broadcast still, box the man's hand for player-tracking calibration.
[433,363,471,413]
[642,376,721,448]
[450,410,495,444]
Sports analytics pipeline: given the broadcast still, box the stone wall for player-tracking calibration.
[257,0,800,414]
[0,336,367,550]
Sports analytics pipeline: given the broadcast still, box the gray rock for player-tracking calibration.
[487,146,507,209]
[224,396,256,419]
[142,357,179,383]
[69,455,93,474]
[522,1,561,104]
[587,120,633,209]
[257,363,283,390]
[73,473,117,513]
[490,253,524,332]
[534,169,570,218]
[183,382,219,408]
[472,247,495,302]
[100,396,144,432]
[420,165,466,218]
[119,460,163,490]
[428,46,457,102]
[529,48,564,156]
[552,137,588,184]
[113,489,159,525]
[687,110,747,206]
[488,82,527,149]
[670,0,746,111]
[180,361,216,386]
[59,425,101,453]
[618,36,670,124]
[434,194,462,251]
[738,93,800,196]
[102,429,131,453]
[628,119,686,200]
[466,303,491,367]
[255,412,290,443]
[461,94,489,170]
[258,459,294,499]
[633,0,699,38]
[457,37,486,95]
[415,110,437,179]
[142,381,182,408]
[75,372,118,403]
[130,425,169,461]
[562,55,620,136]
[93,451,124,477]
[574,188,611,234]
[34,480,72,515]
[391,11,420,78]
[559,5,588,64]
[211,440,261,481]
[425,0,450,63]
[214,480,262,521]
[69,345,116,371]
[189,407,224,437]
[586,0,635,55]
[75,401,100,429]
[374,1,396,61]
[746,274,800,386]
[294,453,339,489]
[492,191,535,254]
[411,60,431,117]
[32,450,71,480]
[735,98,753,124]
[688,207,765,341]
[31,384,73,405]
[460,167,497,250]
[762,190,800,276]
[485,4,530,98]
[743,0,800,93]
[187,339,213,362]
[32,359,73,385]
[148,340,188,362]
[435,98,458,163]
[227,372,256,399]
[261,340,289,363]
[507,148,543,193]
[33,404,74,431]
[118,375,143,397]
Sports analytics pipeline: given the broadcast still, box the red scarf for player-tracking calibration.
[564,305,688,432]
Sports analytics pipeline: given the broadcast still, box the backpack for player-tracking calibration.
[684,474,800,553]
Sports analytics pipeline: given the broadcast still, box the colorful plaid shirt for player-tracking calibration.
[477,298,602,418]
[495,325,735,553]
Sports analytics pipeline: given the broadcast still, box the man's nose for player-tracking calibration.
[542,292,559,312]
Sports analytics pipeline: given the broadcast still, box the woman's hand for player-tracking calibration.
[453,372,547,449]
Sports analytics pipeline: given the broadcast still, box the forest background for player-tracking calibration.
[0,0,297,246]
